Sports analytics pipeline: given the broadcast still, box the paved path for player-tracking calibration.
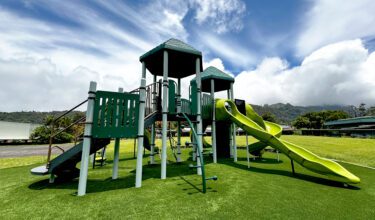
[0,143,74,158]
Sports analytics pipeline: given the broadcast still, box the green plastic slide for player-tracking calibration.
[215,99,360,184]
[244,104,282,155]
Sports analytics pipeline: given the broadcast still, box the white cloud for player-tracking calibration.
[192,0,246,34]
[133,0,190,41]
[200,33,257,68]
[235,39,375,106]
[297,0,375,56]
[0,57,93,111]
[203,58,225,71]
[0,7,149,111]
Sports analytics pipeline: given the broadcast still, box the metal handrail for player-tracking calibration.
[129,81,158,94]
[46,99,88,166]
[52,99,88,122]
[51,116,86,138]
[52,145,65,153]
[130,82,161,118]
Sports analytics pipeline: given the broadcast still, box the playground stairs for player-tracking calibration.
[31,138,110,181]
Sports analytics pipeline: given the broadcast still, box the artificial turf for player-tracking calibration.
[0,136,374,219]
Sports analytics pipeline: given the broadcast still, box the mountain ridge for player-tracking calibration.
[0,103,356,125]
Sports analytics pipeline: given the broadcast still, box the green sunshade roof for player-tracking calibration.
[191,66,234,92]
[139,38,203,78]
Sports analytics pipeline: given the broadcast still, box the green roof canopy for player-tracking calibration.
[191,66,235,92]
[140,38,203,78]
[324,116,375,126]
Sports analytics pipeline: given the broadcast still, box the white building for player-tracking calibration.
[0,121,40,141]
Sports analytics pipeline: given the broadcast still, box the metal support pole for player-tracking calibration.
[227,90,233,158]
[150,75,157,165]
[150,124,156,164]
[246,134,250,168]
[291,160,295,175]
[277,150,280,162]
[135,62,147,188]
[210,79,217,163]
[112,87,123,180]
[112,138,120,179]
[192,123,196,162]
[177,78,182,162]
[49,174,55,183]
[196,57,203,176]
[161,51,169,179]
[177,120,181,162]
[77,81,96,196]
[230,82,237,162]
[133,139,136,158]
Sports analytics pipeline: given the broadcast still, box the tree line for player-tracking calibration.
[261,103,375,129]
[30,112,85,144]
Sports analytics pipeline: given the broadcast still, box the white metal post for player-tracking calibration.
[112,87,123,180]
[246,134,250,168]
[77,81,96,196]
[230,82,237,162]
[176,78,182,162]
[227,90,233,158]
[135,62,147,188]
[161,51,169,179]
[211,79,217,163]
[113,138,120,179]
[277,150,280,162]
[150,75,157,165]
[49,174,55,183]
[196,58,203,175]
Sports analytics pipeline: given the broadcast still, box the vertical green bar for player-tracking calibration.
[168,80,176,114]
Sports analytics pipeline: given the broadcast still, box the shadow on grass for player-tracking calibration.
[28,160,210,195]
[220,157,360,190]
[236,157,283,164]
[177,175,218,195]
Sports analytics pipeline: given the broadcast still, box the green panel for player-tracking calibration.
[92,91,140,138]
[168,80,176,114]
[201,94,213,120]
[190,81,197,115]
[181,98,191,115]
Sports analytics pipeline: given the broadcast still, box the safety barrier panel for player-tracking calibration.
[92,91,139,138]
[181,98,192,115]
[202,93,213,120]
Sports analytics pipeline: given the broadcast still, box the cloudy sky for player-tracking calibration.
[0,0,375,111]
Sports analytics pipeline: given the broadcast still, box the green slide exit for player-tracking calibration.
[215,99,360,184]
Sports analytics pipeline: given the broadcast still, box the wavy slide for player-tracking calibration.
[245,104,282,155]
[216,99,360,184]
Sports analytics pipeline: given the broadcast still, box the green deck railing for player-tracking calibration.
[92,91,139,138]
[168,80,177,113]
[202,93,213,120]
[181,98,192,115]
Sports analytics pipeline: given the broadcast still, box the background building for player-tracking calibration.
[0,121,40,143]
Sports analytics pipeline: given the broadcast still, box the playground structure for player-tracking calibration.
[31,38,360,196]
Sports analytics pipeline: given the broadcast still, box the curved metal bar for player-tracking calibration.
[52,145,65,153]
[181,113,207,193]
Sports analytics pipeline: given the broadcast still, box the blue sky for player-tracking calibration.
[0,0,375,111]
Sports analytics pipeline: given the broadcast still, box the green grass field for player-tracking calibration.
[1,135,374,219]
